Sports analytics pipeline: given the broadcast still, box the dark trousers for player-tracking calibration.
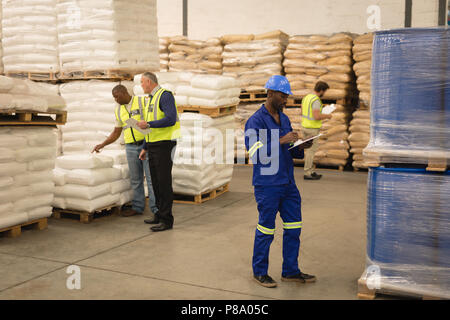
[146,140,176,227]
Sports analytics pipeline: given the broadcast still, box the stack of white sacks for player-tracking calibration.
[175,74,241,107]
[168,36,223,75]
[59,80,128,154]
[222,31,287,90]
[53,154,132,212]
[173,114,235,195]
[56,0,159,74]
[56,80,135,211]
[0,75,65,112]
[1,0,59,73]
[0,127,57,229]
[159,37,169,71]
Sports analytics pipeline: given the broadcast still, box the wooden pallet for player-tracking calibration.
[177,104,237,118]
[52,205,121,224]
[357,276,446,300]
[173,183,229,204]
[239,89,267,102]
[0,218,48,238]
[364,153,449,172]
[6,72,57,82]
[57,69,134,80]
[0,109,67,126]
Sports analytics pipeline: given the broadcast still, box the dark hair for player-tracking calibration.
[112,84,128,94]
[142,72,158,84]
[314,81,329,93]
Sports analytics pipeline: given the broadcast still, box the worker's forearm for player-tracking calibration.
[313,114,329,121]
[101,129,121,147]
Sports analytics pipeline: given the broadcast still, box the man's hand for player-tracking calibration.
[139,149,147,161]
[137,120,149,130]
[280,131,299,145]
[326,114,333,120]
[299,140,313,149]
[92,143,104,153]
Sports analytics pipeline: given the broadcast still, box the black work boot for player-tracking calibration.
[281,272,317,283]
[253,275,277,288]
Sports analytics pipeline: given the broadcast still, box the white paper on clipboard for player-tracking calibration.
[321,104,336,115]
[126,118,151,135]
[288,133,323,150]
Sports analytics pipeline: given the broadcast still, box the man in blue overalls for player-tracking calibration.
[245,75,316,288]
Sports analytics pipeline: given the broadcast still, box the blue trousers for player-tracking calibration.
[125,143,158,214]
[252,183,302,277]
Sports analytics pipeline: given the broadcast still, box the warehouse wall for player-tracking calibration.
[157,0,442,39]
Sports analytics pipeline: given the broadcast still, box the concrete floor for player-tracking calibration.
[0,166,369,300]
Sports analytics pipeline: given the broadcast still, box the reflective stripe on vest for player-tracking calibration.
[301,94,323,129]
[115,96,146,144]
[145,88,181,143]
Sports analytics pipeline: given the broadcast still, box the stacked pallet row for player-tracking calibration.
[159,37,170,71]
[283,33,356,100]
[168,36,223,75]
[358,28,449,300]
[222,30,288,91]
[1,0,59,78]
[170,74,238,202]
[56,0,159,78]
[0,76,66,237]
[350,33,373,170]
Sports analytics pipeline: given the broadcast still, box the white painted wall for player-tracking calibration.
[157,0,442,39]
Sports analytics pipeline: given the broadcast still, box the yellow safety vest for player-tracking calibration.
[145,88,181,143]
[115,96,147,144]
[301,94,324,129]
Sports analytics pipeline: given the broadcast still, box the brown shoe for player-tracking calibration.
[121,208,142,217]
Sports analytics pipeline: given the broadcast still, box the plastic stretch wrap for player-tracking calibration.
[56,0,159,73]
[363,167,450,298]
[1,0,59,73]
[0,127,57,229]
[364,28,450,164]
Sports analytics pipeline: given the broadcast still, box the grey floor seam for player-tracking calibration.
[75,263,278,300]
[0,264,69,294]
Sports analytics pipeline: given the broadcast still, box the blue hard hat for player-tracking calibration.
[264,75,292,95]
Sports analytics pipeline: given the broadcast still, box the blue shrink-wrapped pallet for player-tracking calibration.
[361,167,450,298]
[364,28,449,164]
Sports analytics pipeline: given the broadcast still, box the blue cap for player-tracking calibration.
[264,75,292,95]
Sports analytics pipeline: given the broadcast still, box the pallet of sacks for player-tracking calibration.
[349,33,373,170]
[53,154,132,223]
[284,33,356,100]
[2,0,59,79]
[56,0,159,78]
[168,36,223,75]
[0,127,58,237]
[222,30,288,91]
